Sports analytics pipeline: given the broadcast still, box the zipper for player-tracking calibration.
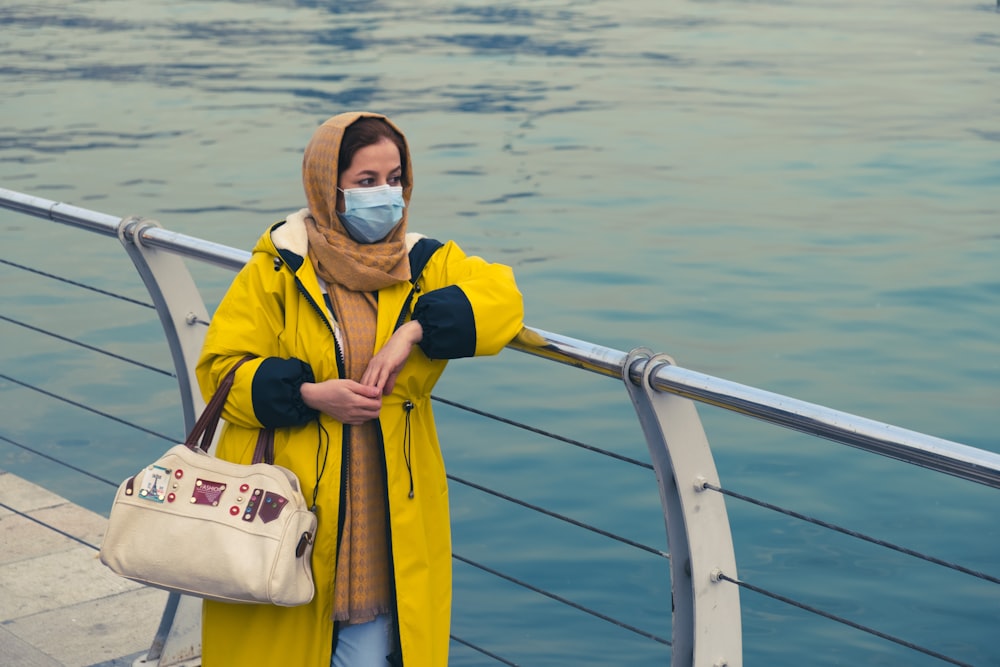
[295,276,349,530]
[393,280,420,333]
[278,255,351,559]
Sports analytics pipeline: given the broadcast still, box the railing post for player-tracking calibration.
[623,349,742,667]
[117,216,210,431]
[117,216,206,667]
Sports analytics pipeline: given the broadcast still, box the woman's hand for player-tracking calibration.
[300,320,423,424]
[300,379,383,425]
[361,320,423,396]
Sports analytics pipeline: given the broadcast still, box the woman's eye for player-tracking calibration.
[388,175,402,185]
[358,178,375,186]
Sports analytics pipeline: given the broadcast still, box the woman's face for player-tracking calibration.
[337,137,403,211]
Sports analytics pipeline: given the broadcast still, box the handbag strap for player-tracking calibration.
[252,428,275,465]
[184,356,276,464]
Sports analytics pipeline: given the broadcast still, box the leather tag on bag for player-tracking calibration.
[192,479,227,506]
[257,492,288,523]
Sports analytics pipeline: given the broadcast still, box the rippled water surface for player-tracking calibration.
[1,1,998,665]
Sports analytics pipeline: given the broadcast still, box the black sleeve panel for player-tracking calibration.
[409,237,444,277]
[412,284,477,359]
[251,356,319,428]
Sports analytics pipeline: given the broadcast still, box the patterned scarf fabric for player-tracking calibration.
[301,111,412,624]
[329,289,392,625]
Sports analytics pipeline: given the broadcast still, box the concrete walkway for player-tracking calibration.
[0,470,168,667]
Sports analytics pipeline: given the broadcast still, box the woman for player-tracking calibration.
[195,111,524,666]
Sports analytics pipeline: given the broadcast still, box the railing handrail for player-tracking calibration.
[510,330,1000,489]
[3,185,998,491]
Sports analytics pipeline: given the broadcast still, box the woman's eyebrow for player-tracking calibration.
[353,166,402,176]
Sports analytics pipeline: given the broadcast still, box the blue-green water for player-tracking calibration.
[1,1,998,665]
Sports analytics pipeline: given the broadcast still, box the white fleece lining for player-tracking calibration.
[271,208,311,255]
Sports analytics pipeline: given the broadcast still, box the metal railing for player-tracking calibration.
[2,186,999,667]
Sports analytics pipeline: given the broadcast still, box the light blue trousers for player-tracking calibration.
[332,614,393,666]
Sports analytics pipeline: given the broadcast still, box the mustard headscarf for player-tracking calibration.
[302,111,412,291]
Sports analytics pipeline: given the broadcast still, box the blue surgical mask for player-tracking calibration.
[336,184,405,244]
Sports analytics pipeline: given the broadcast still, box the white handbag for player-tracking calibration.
[99,358,316,607]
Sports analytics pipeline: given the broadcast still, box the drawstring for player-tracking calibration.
[402,400,414,499]
[312,406,412,504]
[312,419,330,512]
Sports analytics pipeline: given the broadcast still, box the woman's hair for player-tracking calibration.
[338,117,409,187]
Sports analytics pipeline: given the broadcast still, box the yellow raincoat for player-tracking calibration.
[196,204,523,665]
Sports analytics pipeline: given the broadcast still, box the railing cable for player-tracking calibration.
[715,573,974,667]
[449,473,668,559]
[0,314,174,378]
[0,373,177,444]
[0,433,118,488]
[0,500,101,551]
[0,258,155,309]
[432,395,653,470]
[703,482,1000,585]
[453,553,671,647]
[449,635,520,667]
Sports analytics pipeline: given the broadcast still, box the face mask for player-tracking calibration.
[336,184,405,244]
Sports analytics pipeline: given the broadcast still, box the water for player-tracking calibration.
[1,1,999,665]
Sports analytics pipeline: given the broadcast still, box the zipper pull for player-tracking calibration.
[296,531,313,558]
